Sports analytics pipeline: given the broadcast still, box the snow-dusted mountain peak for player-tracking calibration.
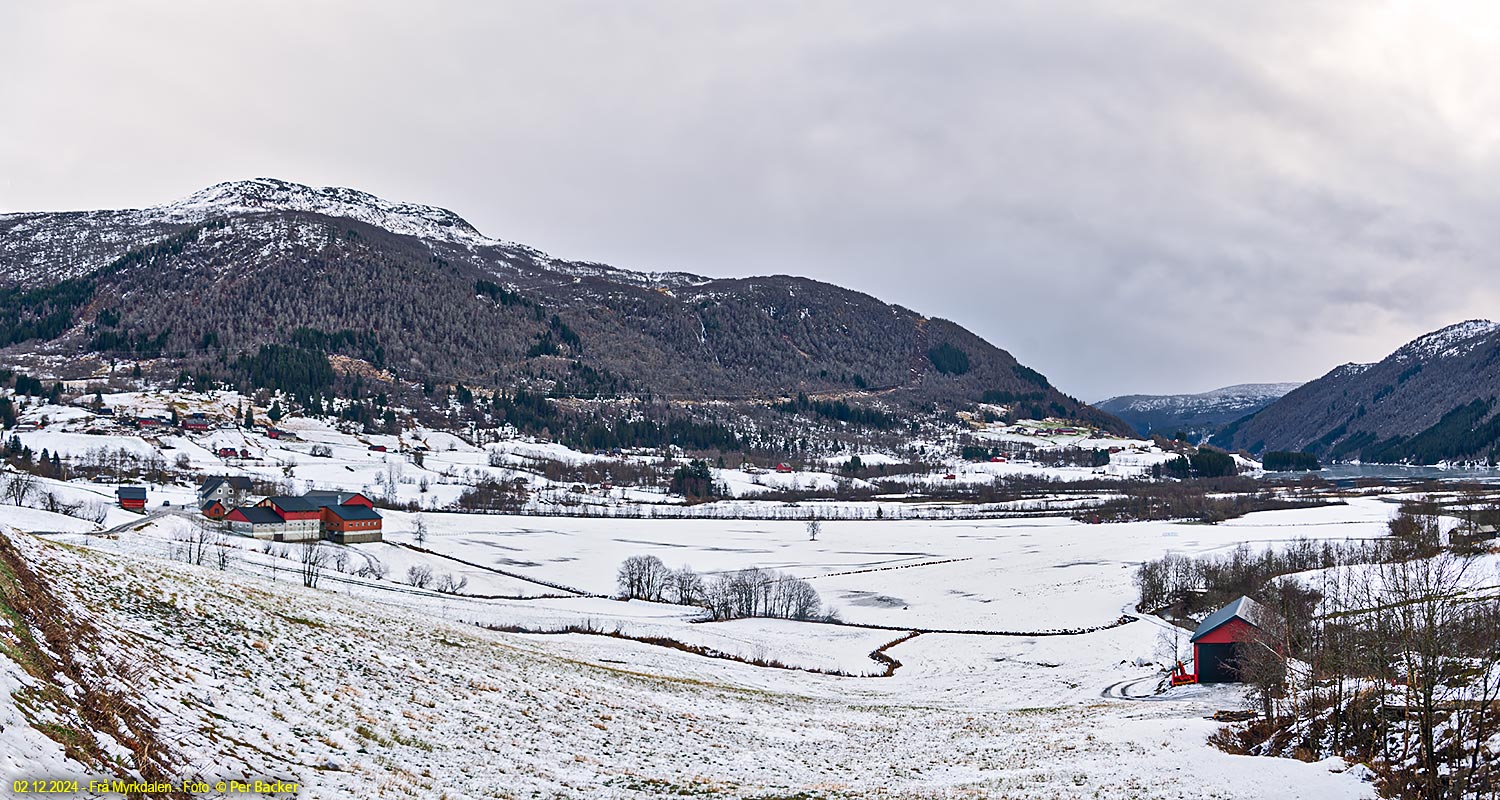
[1393,319,1499,362]
[159,178,487,245]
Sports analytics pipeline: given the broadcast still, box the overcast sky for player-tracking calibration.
[3,2,1498,401]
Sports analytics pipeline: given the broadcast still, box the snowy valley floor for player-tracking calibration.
[0,516,1382,799]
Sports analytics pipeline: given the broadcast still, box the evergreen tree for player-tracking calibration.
[268,400,284,423]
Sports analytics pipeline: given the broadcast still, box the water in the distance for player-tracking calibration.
[1262,463,1500,483]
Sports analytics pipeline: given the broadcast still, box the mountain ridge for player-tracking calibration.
[0,178,1130,434]
[1091,382,1300,439]
[1216,320,1500,463]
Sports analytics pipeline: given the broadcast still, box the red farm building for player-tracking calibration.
[1188,596,1274,684]
[116,486,148,510]
[200,499,228,520]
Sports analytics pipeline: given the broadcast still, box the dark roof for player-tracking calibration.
[116,486,148,499]
[324,504,382,521]
[231,506,284,524]
[200,500,224,511]
[265,496,319,512]
[303,491,370,508]
[302,490,346,508]
[199,475,253,492]
[1191,596,1274,642]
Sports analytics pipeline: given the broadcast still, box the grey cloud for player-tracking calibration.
[3,1,1498,400]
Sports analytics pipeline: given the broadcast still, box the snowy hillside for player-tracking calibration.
[0,496,1389,797]
[1219,318,1500,459]
[1093,383,1301,439]
[1391,319,1499,362]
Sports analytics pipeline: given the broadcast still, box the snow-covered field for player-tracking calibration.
[0,522,1378,799]
[378,499,1393,632]
[0,486,1393,797]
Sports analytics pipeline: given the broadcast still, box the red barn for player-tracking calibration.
[321,503,384,544]
[1189,596,1274,683]
[774,463,793,473]
[200,499,228,520]
[116,486,147,510]
[258,496,321,521]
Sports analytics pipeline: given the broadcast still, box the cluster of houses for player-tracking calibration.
[197,476,383,544]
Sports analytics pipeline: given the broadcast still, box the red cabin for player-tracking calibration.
[116,486,147,510]
[774,463,793,473]
[217,447,239,458]
[200,499,228,520]
[1186,596,1274,684]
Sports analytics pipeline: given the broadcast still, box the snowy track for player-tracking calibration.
[1101,674,1166,701]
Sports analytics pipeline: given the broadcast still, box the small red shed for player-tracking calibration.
[116,486,148,510]
[1189,595,1274,684]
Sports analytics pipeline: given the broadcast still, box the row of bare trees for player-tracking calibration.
[1227,554,1500,800]
[615,555,829,621]
[1,470,111,524]
[1147,501,1500,799]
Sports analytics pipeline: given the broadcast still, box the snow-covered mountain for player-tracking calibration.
[165,178,489,244]
[0,178,708,290]
[1092,383,1301,439]
[1216,320,1500,463]
[0,178,1130,432]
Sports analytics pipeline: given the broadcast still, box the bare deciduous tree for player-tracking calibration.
[669,566,706,606]
[2,471,36,506]
[177,517,217,566]
[405,563,434,589]
[616,554,670,601]
[213,534,234,570]
[299,542,330,588]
